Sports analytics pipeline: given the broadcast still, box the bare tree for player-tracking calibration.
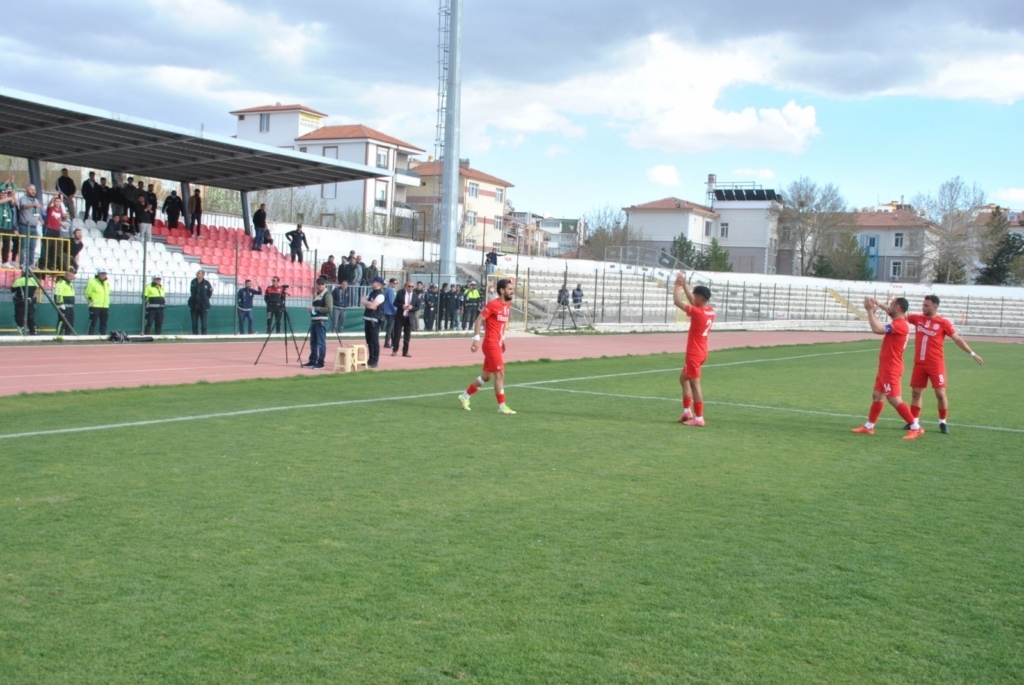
[579,204,648,260]
[778,178,848,276]
[911,177,986,283]
[252,187,330,226]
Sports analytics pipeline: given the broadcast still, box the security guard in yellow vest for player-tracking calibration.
[85,267,111,336]
[12,270,40,335]
[53,269,77,335]
[463,281,482,330]
[143,275,166,335]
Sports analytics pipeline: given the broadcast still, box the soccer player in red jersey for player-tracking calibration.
[672,272,715,427]
[852,296,924,440]
[459,278,516,415]
[906,295,983,434]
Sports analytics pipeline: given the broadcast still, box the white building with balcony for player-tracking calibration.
[231,104,424,229]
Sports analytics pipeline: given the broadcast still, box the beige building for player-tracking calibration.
[406,159,513,251]
[847,210,941,283]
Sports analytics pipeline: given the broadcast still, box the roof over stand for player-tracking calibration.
[0,87,388,192]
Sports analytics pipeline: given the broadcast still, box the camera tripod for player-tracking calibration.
[254,307,303,366]
[547,300,589,331]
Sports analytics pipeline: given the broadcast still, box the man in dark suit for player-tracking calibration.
[82,171,101,221]
[391,280,420,357]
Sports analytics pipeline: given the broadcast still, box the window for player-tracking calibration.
[905,261,918,279]
[868,236,877,248]
[322,147,338,199]
[259,113,270,132]
[375,183,387,209]
[495,188,504,203]
[465,239,476,249]
[780,226,791,242]
[468,182,479,198]
[720,222,729,238]
[492,242,501,249]
[238,114,245,121]
[891,261,903,280]
[299,146,308,153]
[494,216,503,232]
[320,214,336,228]
[376,148,389,169]
[705,220,712,237]
[894,232,904,248]
[466,211,477,227]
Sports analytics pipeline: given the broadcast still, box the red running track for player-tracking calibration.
[0,331,891,397]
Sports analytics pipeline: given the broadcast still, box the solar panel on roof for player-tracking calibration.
[755,189,767,201]
[745,189,758,201]
[765,190,777,201]
[724,189,736,201]
[714,190,725,201]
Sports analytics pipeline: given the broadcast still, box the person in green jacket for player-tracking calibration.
[12,270,39,335]
[144,275,166,335]
[85,267,111,335]
[53,269,77,335]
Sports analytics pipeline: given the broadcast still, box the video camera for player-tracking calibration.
[265,284,289,312]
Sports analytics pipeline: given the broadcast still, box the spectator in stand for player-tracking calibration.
[146,184,158,216]
[264,276,286,333]
[122,177,138,228]
[143,275,166,334]
[85,267,111,335]
[104,214,130,242]
[107,179,123,219]
[320,255,337,282]
[285,224,309,263]
[188,269,213,335]
[382,277,397,348]
[54,269,77,335]
[363,258,379,285]
[486,247,499,274]
[135,194,154,242]
[82,171,101,221]
[69,228,84,272]
[17,184,44,267]
[41,194,68,270]
[331,279,349,333]
[56,168,77,219]
[188,188,203,236]
[572,284,584,310]
[97,176,112,219]
[236,278,262,334]
[12,269,40,335]
[161,190,184,229]
[251,203,268,250]
[1,182,19,268]
[353,256,365,285]
[339,255,356,285]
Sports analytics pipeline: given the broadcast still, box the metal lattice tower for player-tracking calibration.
[436,0,462,283]
[435,0,450,164]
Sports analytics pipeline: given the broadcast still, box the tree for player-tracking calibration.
[912,177,986,283]
[778,178,848,275]
[669,233,703,268]
[705,238,732,272]
[579,204,647,260]
[251,187,329,226]
[811,231,872,280]
[975,208,1024,284]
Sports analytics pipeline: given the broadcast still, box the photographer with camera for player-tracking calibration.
[361,276,387,369]
[264,276,287,333]
[302,278,333,369]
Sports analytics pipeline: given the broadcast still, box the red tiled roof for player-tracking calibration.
[410,161,514,188]
[295,124,425,152]
[624,197,718,218]
[850,210,935,228]
[229,103,328,117]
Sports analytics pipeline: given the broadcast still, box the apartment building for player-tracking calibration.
[406,159,513,250]
[231,104,424,229]
[847,210,939,283]
[623,197,720,252]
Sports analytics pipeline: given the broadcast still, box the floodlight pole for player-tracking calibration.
[438,0,463,285]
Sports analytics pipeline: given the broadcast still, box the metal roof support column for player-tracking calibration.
[181,182,192,228]
[439,0,463,284]
[27,158,42,195]
[240,191,253,237]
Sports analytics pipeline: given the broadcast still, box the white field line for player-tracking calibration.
[521,386,1024,434]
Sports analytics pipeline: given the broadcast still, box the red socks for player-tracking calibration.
[896,402,915,425]
[497,393,506,405]
[911,405,921,419]
[938,408,948,420]
[683,397,692,409]
[465,384,479,396]
[694,401,704,418]
[868,401,884,424]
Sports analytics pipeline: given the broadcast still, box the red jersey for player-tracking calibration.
[906,313,956,368]
[877,317,909,378]
[683,303,716,358]
[481,297,510,350]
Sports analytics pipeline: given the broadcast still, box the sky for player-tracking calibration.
[2,0,1023,218]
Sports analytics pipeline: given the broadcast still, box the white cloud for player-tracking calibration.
[992,188,1024,204]
[878,52,1024,104]
[148,66,281,110]
[646,164,680,186]
[545,145,569,157]
[732,168,776,180]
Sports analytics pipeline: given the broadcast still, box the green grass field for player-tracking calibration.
[2,340,1022,684]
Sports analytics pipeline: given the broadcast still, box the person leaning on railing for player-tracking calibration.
[0,181,18,268]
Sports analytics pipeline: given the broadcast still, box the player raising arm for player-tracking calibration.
[853,296,925,440]
[459,278,516,415]
[672,272,715,427]
[906,295,983,434]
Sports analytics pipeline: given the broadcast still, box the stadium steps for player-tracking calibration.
[827,289,868,320]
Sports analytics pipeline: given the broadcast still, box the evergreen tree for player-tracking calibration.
[669,234,708,269]
[705,238,732,272]
[975,233,1024,285]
